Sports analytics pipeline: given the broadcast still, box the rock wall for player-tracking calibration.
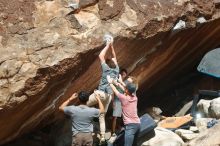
[1,0,220,144]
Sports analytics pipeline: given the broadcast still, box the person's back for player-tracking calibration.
[98,59,119,94]
[118,93,140,125]
[65,105,99,135]
[59,91,104,146]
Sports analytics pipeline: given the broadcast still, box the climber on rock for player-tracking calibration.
[86,34,120,142]
[59,91,104,146]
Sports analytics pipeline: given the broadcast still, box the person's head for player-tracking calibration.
[105,58,116,69]
[78,91,90,104]
[126,76,139,91]
[125,83,137,95]
[120,68,128,80]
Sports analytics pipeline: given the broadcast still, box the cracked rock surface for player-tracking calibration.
[1,0,220,144]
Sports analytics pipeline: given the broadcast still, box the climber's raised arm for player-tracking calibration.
[99,42,111,63]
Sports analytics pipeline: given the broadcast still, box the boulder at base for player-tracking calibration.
[141,127,184,146]
[186,123,220,146]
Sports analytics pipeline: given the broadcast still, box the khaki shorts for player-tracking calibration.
[87,90,112,113]
[87,90,112,135]
[72,132,93,146]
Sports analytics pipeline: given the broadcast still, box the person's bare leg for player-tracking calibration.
[99,113,106,141]
[112,116,117,134]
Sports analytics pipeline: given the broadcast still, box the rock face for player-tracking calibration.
[1,0,220,144]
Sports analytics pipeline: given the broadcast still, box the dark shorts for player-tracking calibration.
[72,132,93,146]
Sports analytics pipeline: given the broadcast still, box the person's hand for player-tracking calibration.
[106,41,111,46]
[112,57,116,62]
[112,79,118,85]
[109,41,113,47]
[94,90,101,100]
[69,93,78,101]
[107,75,113,84]
[118,74,123,83]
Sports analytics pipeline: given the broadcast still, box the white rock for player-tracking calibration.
[175,129,199,141]
[195,118,213,132]
[173,20,186,30]
[189,126,199,132]
[196,17,207,24]
[187,123,220,146]
[197,99,211,117]
[209,97,220,119]
[145,107,163,120]
[141,127,184,146]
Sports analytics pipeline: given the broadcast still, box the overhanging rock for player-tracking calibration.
[0,0,220,144]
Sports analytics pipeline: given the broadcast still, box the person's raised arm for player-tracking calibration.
[110,83,120,95]
[110,43,118,65]
[111,43,117,60]
[59,93,78,112]
[94,92,105,114]
[99,42,111,63]
[113,78,125,92]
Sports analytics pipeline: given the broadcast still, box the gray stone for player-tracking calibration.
[175,101,193,117]
[209,97,220,119]
[195,118,213,132]
[186,123,220,146]
[189,126,199,132]
[175,129,199,141]
[197,99,211,117]
[145,107,163,120]
[141,127,184,146]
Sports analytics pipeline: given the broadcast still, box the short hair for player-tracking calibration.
[126,83,137,94]
[126,76,139,90]
[78,91,90,103]
[106,58,116,69]
[128,76,138,85]
[120,68,127,74]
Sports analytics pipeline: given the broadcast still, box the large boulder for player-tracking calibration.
[1,0,220,144]
[141,127,184,146]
